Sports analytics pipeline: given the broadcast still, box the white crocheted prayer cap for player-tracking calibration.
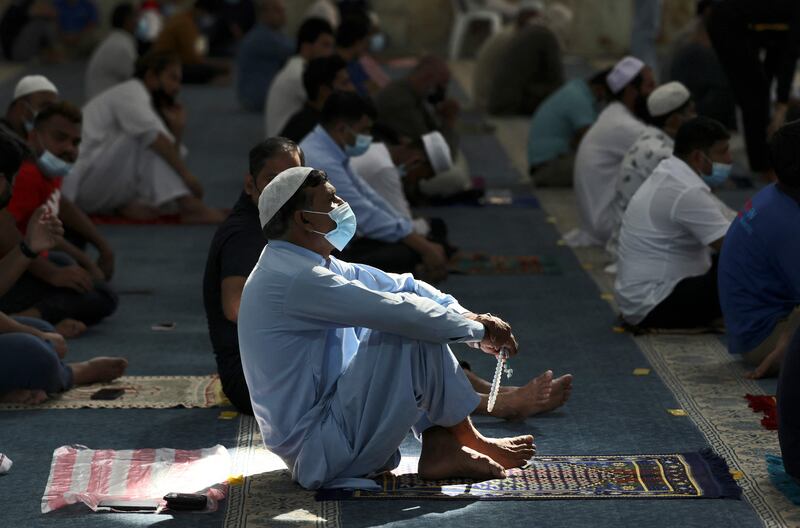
[13,75,58,101]
[606,56,645,94]
[258,166,315,228]
[647,81,691,117]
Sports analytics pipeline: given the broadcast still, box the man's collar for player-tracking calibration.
[668,155,711,191]
[313,124,348,163]
[268,239,327,266]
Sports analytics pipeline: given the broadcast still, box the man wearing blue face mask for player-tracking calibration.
[238,166,535,491]
[0,102,117,337]
[301,91,449,281]
[614,116,733,329]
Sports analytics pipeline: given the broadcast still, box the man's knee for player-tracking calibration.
[0,335,66,392]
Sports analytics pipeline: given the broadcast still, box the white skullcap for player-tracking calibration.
[258,166,315,228]
[647,81,691,117]
[606,56,645,94]
[422,131,452,174]
[13,75,58,101]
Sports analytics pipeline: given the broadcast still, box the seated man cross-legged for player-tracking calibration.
[0,132,127,405]
[206,138,572,418]
[0,103,118,337]
[719,121,800,378]
[615,116,733,329]
[239,166,542,488]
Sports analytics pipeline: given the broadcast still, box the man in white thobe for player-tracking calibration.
[84,3,139,101]
[238,166,535,490]
[567,56,655,247]
[63,52,224,224]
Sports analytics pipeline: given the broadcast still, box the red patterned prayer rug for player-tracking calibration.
[317,450,741,501]
[745,394,778,430]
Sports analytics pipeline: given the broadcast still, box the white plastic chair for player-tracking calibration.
[448,0,504,60]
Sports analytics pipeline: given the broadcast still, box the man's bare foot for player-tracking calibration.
[0,389,48,405]
[492,371,573,420]
[55,319,87,338]
[70,357,128,385]
[419,427,506,481]
[458,433,535,469]
[118,203,161,221]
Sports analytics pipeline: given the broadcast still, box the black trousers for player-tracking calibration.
[215,348,253,415]
[181,63,226,85]
[0,252,117,325]
[639,257,722,329]
[707,12,777,172]
[779,328,800,482]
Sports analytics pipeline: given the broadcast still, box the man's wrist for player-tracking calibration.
[19,240,39,259]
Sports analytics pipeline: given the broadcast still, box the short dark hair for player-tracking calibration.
[296,17,333,54]
[134,50,181,80]
[770,119,800,187]
[303,55,347,101]
[249,137,304,176]
[673,116,730,158]
[650,98,693,129]
[588,67,611,88]
[111,2,135,29]
[263,169,328,239]
[34,101,82,129]
[0,129,25,182]
[336,13,371,48]
[320,91,376,127]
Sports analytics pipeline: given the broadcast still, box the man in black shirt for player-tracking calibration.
[202,137,304,414]
[280,54,353,143]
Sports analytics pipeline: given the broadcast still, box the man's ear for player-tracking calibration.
[294,209,308,226]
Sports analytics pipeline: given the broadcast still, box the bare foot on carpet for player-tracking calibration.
[70,357,128,385]
[55,319,87,338]
[419,427,506,481]
[458,433,535,469]
[0,389,48,405]
[476,370,573,420]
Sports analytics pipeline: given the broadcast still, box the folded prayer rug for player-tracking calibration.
[317,450,741,501]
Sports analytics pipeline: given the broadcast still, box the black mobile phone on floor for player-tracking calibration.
[90,388,125,400]
[163,492,207,511]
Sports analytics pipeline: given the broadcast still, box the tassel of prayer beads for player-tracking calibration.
[487,349,509,413]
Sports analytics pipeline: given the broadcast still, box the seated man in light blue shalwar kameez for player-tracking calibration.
[238,166,536,490]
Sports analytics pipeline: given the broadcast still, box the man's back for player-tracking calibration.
[527,78,596,167]
[236,24,292,112]
[615,155,730,323]
[719,184,800,354]
[154,11,200,65]
[264,55,305,135]
[488,24,563,115]
[85,30,137,100]
[574,101,646,243]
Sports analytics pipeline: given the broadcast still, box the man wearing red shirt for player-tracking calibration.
[0,102,117,336]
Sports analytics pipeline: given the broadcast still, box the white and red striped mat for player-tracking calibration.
[41,445,231,513]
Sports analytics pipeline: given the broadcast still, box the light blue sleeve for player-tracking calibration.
[283,267,485,344]
[333,259,470,313]
[325,162,413,242]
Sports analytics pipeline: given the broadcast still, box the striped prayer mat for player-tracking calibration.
[0,375,230,410]
[41,445,230,513]
[317,450,741,501]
